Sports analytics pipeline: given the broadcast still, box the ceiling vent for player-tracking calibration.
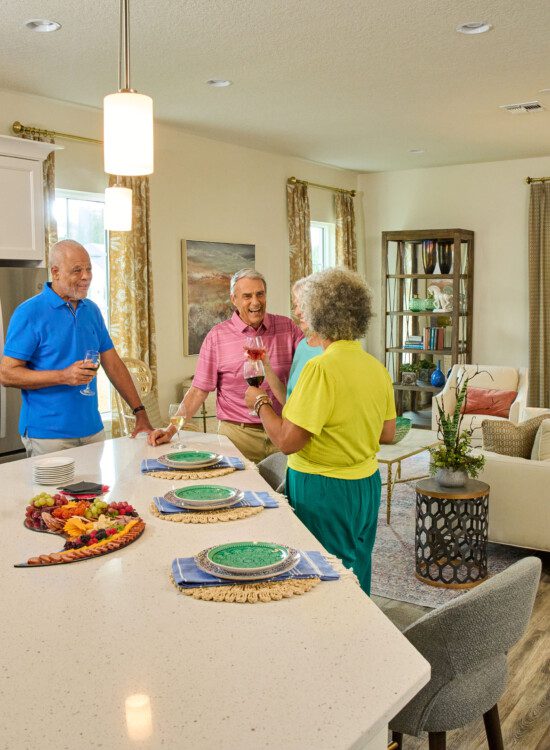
[499,101,545,114]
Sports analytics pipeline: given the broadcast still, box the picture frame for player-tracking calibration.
[181,239,256,355]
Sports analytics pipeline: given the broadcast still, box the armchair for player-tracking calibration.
[432,365,528,446]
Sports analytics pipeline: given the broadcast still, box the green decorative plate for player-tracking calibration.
[164,485,242,510]
[206,541,297,573]
[157,450,221,469]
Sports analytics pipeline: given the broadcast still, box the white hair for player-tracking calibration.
[230,268,267,295]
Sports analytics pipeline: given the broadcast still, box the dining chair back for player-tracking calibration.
[390,556,541,750]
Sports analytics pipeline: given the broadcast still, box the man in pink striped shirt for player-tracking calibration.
[149,269,303,461]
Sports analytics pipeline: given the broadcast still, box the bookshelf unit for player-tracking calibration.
[382,229,474,426]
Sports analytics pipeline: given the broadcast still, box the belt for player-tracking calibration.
[221,420,265,430]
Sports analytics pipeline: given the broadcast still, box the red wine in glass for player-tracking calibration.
[244,335,266,361]
[246,375,265,387]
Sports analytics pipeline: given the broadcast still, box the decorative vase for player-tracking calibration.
[435,468,468,487]
[422,240,437,274]
[437,240,453,274]
[430,361,445,387]
[409,295,423,312]
[422,297,436,312]
[417,367,434,385]
[401,371,416,385]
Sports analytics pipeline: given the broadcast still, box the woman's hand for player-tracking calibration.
[147,425,176,446]
[244,386,264,411]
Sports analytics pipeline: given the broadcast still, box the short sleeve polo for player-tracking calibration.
[3,283,114,439]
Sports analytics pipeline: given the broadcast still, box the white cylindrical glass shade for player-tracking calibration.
[104,186,133,231]
[104,92,154,176]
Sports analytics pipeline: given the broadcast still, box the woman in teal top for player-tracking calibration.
[263,277,323,403]
[246,269,396,595]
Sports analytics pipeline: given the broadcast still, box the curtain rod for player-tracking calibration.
[525,176,550,184]
[287,176,356,197]
[12,120,102,145]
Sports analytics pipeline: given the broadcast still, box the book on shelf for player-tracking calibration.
[423,326,446,350]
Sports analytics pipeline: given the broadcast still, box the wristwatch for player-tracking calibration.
[132,404,146,415]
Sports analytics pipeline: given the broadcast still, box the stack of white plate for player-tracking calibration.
[33,456,75,486]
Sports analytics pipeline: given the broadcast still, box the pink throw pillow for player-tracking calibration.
[462,387,517,417]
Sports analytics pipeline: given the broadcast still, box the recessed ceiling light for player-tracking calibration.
[409,148,426,155]
[206,79,232,88]
[456,21,492,35]
[25,19,61,32]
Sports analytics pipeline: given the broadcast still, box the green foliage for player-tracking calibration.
[400,363,416,372]
[430,377,486,477]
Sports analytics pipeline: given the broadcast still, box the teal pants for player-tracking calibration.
[286,468,381,595]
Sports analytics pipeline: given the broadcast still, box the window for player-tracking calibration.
[54,190,111,416]
[310,221,336,272]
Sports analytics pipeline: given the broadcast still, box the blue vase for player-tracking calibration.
[431,361,445,387]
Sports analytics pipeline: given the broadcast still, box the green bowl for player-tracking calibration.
[391,417,412,444]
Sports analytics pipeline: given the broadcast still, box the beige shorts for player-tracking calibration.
[218,421,279,464]
[21,429,106,457]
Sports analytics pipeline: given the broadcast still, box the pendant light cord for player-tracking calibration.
[119,0,131,92]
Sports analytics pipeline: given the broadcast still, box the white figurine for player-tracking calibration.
[427,284,453,312]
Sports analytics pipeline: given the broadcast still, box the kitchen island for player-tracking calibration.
[1,433,429,750]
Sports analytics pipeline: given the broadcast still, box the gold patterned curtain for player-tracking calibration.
[21,134,58,268]
[528,183,550,407]
[108,175,158,434]
[287,181,312,293]
[335,192,357,270]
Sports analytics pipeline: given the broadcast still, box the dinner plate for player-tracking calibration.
[163,486,243,510]
[34,457,75,468]
[195,543,301,581]
[205,541,300,574]
[157,450,221,470]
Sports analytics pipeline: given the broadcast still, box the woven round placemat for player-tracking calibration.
[144,466,236,480]
[150,502,263,523]
[170,574,320,602]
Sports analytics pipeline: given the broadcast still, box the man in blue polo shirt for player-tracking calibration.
[0,239,153,456]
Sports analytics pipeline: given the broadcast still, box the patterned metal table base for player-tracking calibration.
[415,489,489,589]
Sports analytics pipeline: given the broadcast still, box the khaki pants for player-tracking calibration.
[21,429,106,457]
[218,421,279,464]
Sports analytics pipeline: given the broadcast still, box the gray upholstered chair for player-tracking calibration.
[257,452,287,494]
[390,557,541,750]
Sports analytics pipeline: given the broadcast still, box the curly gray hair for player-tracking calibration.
[300,268,373,341]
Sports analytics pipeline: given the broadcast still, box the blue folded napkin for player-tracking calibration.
[172,550,339,588]
[141,455,245,473]
[155,490,278,514]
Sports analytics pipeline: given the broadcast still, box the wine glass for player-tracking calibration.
[243,335,266,361]
[168,403,186,448]
[243,359,265,415]
[80,350,100,396]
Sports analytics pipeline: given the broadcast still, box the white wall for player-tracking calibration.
[0,89,361,415]
[358,156,550,368]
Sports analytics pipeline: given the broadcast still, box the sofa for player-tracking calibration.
[475,407,550,552]
[432,364,529,446]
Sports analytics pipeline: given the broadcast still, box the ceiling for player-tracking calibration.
[2,0,550,172]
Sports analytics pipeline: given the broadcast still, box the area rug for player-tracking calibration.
[371,451,528,608]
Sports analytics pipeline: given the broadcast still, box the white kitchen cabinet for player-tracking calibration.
[0,134,61,263]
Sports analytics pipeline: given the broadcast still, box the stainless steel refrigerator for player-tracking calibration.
[0,266,48,458]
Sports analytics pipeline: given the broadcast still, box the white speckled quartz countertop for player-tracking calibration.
[0,434,429,750]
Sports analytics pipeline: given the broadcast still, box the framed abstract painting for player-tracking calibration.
[181,239,255,355]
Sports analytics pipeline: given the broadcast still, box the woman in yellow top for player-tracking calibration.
[245,268,396,595]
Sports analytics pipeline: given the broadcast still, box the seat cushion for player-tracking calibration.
[482,415,550,458]
[462,387,517,417]
[531,420,550,461]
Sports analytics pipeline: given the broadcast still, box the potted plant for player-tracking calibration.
[400,363,417,385]
[430,377,485,487]
[416,358,436,385]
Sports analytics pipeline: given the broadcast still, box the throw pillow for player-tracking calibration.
[463,387,517,417]
[531,419,550,461]
[482,414,550,458]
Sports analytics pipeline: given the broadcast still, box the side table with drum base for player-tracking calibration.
[415,478,490,589]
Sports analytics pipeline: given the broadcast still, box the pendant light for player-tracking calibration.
[104,178,133,231]
[104,0,153,176]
